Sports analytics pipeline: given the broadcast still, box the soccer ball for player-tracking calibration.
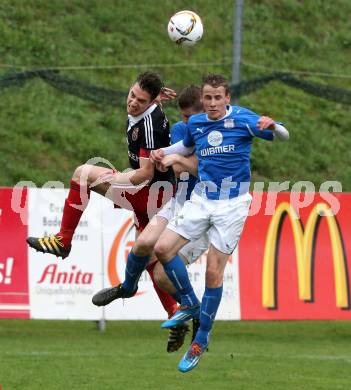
[167,10,203,46]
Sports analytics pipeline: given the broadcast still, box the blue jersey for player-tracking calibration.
[183,105,274,200]
[171,121,198,201]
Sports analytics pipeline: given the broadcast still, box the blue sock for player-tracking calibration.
[195,285,223,348]
[122,252,150,293]
[171,291,182,304]
[163,255,199,307]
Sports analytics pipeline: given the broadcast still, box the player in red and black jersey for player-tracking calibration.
[121,93,175,230]
[27,72,174,252]
[126,100,171,185]
[27,72,181,332]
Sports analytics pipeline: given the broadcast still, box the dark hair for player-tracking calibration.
[202,74,230,95]
[178,85,203,111]
[136,72,164,101]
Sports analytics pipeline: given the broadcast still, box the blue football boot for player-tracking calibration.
[178,341,207,373]
[161,305,200,329]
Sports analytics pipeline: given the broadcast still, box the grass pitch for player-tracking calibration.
[1,320,351,389]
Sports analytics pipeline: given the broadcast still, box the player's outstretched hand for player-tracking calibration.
[150,149,165,164]
[155,87,177,105]
[257,116,275,130]
[159,87,177,102]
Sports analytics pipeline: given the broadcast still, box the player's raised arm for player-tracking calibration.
[151,141,195,161]
[161,154,198,177]
[108,158,155,187]
[257,116,289,141]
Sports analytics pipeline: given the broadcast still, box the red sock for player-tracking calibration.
[58,180,90,247]
[146,262,178,318]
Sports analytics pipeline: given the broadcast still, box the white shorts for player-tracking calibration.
[156,197,209,264]
[168,192,252,254]
[179,234,209,265]
[156,197,181,221]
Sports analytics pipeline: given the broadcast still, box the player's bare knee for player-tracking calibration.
[206,267,223,287]
[133,236,154,257]
[72,165,84,183]
[73,164,93,185]
[154,242,171,263]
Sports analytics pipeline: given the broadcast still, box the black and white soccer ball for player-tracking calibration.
[167,10,203,46]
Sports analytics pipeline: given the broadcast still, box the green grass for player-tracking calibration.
[0,0,350,188]
[1,320,351,389]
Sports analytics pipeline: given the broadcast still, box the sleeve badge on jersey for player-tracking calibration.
[224,119,235,128]
[132,127,139,141]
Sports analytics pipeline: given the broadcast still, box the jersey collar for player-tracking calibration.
[205,105,233,122]
[128,103,158,127]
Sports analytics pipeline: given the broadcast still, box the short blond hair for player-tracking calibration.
[202,74,230,95]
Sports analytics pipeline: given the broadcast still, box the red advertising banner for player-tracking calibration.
[239,192,351,319]
[1,188,351,321]
[0,187,30,318]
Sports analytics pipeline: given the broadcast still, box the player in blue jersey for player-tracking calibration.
[92,85,209,352]
[151,74,289,372]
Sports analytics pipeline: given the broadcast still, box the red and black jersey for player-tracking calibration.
[126,104,174,185]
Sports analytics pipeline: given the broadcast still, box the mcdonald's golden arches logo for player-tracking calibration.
[262,202,349,309]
